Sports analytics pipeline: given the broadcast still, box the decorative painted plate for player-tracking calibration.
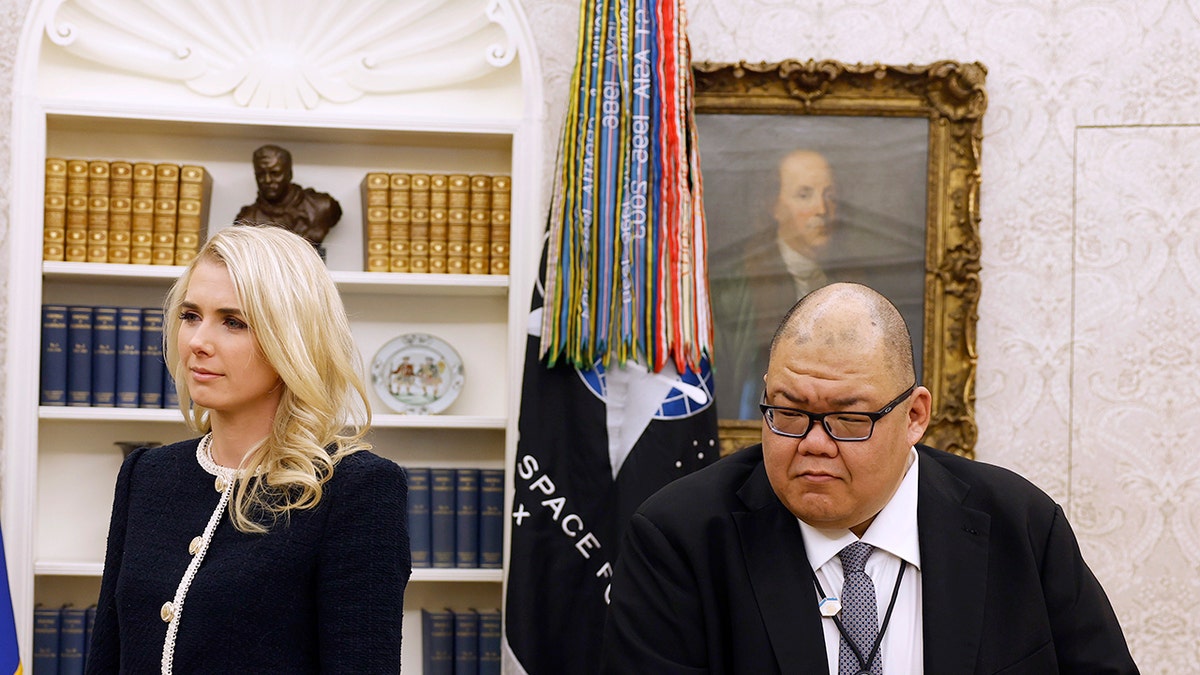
[370,333,465,414]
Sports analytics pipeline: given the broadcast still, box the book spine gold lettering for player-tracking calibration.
[389,174,412,273]
[44,158,68,261]
[362,172,391,273]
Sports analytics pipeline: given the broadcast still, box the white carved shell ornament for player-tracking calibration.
[44,0,520,109]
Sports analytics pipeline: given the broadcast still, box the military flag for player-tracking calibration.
[0,526,22,675]
[503,0,717,672]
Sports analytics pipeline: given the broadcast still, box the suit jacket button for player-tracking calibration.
[161,601,175,622]
[188,536,202,555]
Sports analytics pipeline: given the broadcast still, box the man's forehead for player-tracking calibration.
[777,330,881,365]
[768,342,890,402]
[780,152,830,173]
[775,304,884,361]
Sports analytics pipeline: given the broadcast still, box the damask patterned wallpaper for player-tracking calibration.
[2,0,1197,669]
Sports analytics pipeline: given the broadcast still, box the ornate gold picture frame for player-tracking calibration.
[695,60,985,459]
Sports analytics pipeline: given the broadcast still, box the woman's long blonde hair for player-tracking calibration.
[164,225,372,533]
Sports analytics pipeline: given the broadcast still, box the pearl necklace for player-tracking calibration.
[195,431,247,491]
[160,434,243,675]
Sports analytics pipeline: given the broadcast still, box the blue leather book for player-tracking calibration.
[139,308,164,408]
[477,608,501,675]
[454,608,479,675]
[479,469,504,569]
[32,605,61,674]
[40,304,69,406]
[455,468,480,568]
[115,307,142,408]
[430,468,456,569]
[66,306,93,407]
[59,605,86,675]
[84,605,97,669]
[163,365,180,409]
[421,608,454,675]
[407,467,432,568]
[90,307,118,407]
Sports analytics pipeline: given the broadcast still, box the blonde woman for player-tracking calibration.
[87,225,410,673]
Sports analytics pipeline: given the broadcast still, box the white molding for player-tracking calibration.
[43,262,510,296]
[371,414,507,429]
[40,99,524,136]
[44,0,521,110]
[330,271,509,296]
[33,561,103,577]
[39,407,507,430]
[39,407,184,423]
[3,13,50,657]
[410,568,504,583]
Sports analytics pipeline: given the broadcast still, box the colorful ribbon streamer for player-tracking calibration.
[541,0,711,374]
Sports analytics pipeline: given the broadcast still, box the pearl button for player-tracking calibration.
[161,601,175,622]
[188,536,201,555]
[214,476,226,492]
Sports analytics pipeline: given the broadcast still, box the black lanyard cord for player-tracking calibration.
[811,559,908,674]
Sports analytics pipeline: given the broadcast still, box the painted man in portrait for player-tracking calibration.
[711,149,838,420]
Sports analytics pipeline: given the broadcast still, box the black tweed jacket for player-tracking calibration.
[86,438,411,673]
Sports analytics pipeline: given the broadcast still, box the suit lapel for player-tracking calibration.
[746,235,797,342]
[733,459,830,674]
[917,449,991,674]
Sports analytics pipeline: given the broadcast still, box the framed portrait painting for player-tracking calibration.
[696,60,986,459]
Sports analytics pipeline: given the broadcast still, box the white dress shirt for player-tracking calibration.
[798,446,924,675]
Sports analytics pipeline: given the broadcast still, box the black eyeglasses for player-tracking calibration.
[759,384,917,442]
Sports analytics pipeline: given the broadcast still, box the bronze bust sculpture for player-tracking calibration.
[236,145,342,249]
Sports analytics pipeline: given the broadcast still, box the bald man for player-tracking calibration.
[602,283,1136,674]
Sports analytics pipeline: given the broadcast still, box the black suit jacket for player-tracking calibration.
[601,444,1137,674]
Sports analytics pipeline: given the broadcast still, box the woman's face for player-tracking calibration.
[773,151,836,258]
[177,259,282,422]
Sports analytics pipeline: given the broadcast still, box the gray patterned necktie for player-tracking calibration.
[838,542,883,675]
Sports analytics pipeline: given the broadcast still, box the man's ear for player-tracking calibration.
[906,386,932,446]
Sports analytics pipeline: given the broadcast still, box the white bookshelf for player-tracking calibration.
[40,405,508,429]
[3,0,546,669]
[44,261,512,296]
